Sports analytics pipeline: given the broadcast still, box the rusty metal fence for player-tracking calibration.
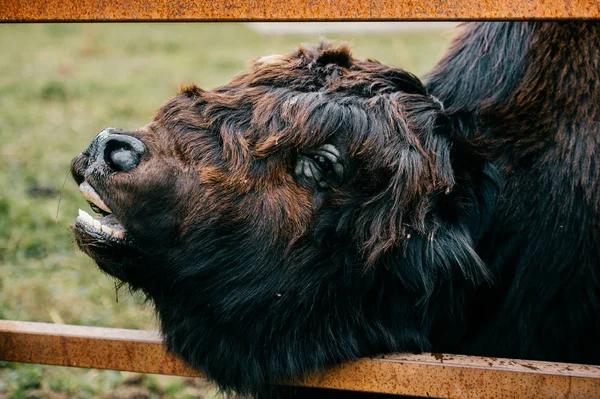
[1,0,599,21]
[1,1,600,397]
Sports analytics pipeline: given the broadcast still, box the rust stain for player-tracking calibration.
[1,321,600,397]
[432,353,445,363]
[522,363,541,371]
[0,0,599,21]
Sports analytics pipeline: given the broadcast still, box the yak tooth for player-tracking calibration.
[78,209,94,225]
[79,182,112,213]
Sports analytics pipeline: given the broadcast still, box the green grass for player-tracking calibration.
[0,23,453,398]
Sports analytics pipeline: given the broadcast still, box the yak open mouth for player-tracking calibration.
[75,181,131,245]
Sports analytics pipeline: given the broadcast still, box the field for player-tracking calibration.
[0,23,453,398]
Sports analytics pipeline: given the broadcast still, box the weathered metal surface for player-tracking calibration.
[0,320,199,376]
[1,321,599,398]
[0,0,598,21]
[301,353,600,398]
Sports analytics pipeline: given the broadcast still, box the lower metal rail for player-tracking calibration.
[0,321,598,398]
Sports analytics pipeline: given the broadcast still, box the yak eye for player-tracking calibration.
[295,144,345,188]
[313,155,333,172]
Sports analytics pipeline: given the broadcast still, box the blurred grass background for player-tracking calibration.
[0,23,453,398]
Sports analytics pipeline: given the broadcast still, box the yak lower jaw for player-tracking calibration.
[75,181,131,245]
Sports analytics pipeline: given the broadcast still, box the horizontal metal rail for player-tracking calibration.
[1,0,599,21]
[1,321,599,398]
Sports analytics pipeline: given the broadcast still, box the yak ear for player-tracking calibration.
[351,105,456,267]
[358,124,501,299]
[448,137,502,243]
[388,158,501,302]
[465,162,502,243]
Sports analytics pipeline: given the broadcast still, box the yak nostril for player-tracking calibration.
[103,136,145,172]
[107,146,138,172]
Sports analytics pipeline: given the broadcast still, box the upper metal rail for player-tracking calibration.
[1,321,599,398]
[1,0,599,21]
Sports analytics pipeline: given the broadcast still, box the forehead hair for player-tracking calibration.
[158,43,444,166]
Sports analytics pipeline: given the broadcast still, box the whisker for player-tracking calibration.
[114,279,126,303]
[114,280,120,303]
[56,169,71,222]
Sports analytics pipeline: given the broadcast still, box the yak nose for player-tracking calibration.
[85,127,146,172]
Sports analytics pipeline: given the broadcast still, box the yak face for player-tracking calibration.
[71,44,499,394]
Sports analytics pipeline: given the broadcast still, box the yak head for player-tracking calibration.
[71,43,498,396]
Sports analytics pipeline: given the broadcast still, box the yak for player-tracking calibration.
[70,22,600,398]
